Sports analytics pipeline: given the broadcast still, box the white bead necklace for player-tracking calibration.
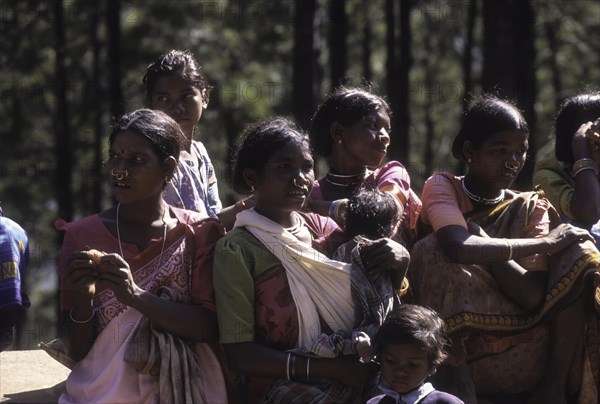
[461,178,505,205]
[116,203,168,267]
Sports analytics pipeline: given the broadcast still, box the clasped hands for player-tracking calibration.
[64,250,140,306]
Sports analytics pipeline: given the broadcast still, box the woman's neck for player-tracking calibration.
[254,206,297,229]
[116,199,170,226]
[328,152,368,176]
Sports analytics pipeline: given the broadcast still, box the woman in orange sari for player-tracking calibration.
[411,96,600,403]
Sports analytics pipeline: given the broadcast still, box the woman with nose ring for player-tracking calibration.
[411,95,600,404]
[213,117,409,403]
[308,86,421,249]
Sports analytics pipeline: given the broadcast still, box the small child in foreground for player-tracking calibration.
[367,304,463,404]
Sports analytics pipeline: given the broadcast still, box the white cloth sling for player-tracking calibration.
[235,209,354,349]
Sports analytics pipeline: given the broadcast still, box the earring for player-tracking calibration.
[337,139,342,144]
[250,185,255,193]
[165,176,171,184]
[467,158,472,163]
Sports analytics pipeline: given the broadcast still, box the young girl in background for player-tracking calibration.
[144,50,252,229]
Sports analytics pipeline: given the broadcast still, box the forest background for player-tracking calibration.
[1,0,598,349]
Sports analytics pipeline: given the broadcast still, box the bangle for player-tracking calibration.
[504,239,513,261]
[572,158,599,177]
[290,353,297,381]
[285,352,292,382]
[306,357,310,381]
[235,198,248,212]
[69,307,94,324]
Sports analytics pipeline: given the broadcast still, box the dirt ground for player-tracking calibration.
[0,350,69,403]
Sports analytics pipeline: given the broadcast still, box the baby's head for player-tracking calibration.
[376,304,448,394]
[346,189,400,240]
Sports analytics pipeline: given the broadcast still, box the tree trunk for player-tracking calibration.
[54,0,73,222]
[91,1,103,213]
[293,0,317,129]
[482,0,536,189]
[393,0,412,164]
[106,0,123,118]
[361,0,372,82]
[462,0,477,113]
[545,19,562,110]
[329,0,347,89]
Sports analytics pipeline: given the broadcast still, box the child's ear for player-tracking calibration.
[242,168,257,193]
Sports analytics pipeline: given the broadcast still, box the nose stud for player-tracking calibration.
[111,169,129,181]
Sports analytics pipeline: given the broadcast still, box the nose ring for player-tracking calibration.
[505,161,521,170]
[292,178,305,188]
[111,169,128,181]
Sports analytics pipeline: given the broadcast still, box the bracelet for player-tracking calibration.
[285,352,292,382]
[572,158,599,177]
[290,353,297,381]
[306,357,310,381]
[504,239,513,261]
[69,307,94,324]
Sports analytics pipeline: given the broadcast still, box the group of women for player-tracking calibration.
[52,48,600,404]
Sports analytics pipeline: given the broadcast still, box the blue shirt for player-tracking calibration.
[0,215,29,309]
[163,140,222,217]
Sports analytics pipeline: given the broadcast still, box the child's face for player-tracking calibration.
[380,342,431,395]
[149,74,207,141]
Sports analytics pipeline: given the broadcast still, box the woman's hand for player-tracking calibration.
[359,238,410,275]
[543,223,595,254]
[63,251,98,302]
[96,254,143,307]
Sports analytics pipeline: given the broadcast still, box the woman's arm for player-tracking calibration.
[224,342,377,387]
[217,195,256,231]
[96,253,218,342]
[59,252,98,361]
[568,121,600,224]
[436,223,593,310]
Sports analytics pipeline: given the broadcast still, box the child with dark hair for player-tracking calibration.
[144,50,253,229]
[367,305,463,404]
[332,189,407,368]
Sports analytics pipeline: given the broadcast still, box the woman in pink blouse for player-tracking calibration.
[307,87,421,248]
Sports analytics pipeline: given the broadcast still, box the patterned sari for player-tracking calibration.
[410,190,600,400]
[57,209,228,404]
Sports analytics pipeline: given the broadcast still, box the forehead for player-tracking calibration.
[152,74,199,94]
[110,130,154,152]
[482,129,529,146]
[383,342,428,359]
[266,140,313,162]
